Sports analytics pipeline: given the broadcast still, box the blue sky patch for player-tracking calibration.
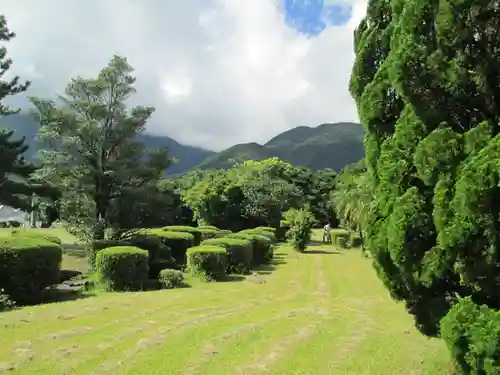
[283,0,352,35]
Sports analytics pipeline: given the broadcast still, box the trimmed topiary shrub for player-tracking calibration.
[214,229,232,238]
[240,229,277,243]
[11,229,62,245]
[163,226,202,245]
[125,234,173,278]
[158,268,185,289]
[149,230,194,267]
[349,234,363,248]
[276,220,290,242]
[197,225,219,231]
[89,239,130,270]
[0,237,62,304]
[331,229,349,244]
[202,237,253,274]
[186,245,228,281]
[95,246,149,291]
[227,232,273,265]
[197,228,220,241]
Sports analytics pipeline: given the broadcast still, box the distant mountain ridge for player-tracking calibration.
[195,122,365,172]
[0,115,365,174]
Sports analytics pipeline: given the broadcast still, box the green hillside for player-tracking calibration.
[0,115,364,173]
[0,114,215,175]
[196,122,365,171]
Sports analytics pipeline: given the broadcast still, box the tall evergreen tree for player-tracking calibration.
[0,15,35,210]
[351,0,500,372]
[30,55,171,241]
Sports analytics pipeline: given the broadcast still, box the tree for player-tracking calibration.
[331,159,371,249]
[30,55,171,241]
[351,0,500,370]
[0,15,37,210]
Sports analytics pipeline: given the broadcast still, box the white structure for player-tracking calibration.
[0,205,28,226]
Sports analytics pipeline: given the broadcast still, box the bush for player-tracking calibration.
[202,237,253,273]
[95,246,149,291]
[149,229,194,267]
[0,237,62,304]
[227,233,273,265]
[89,239,130,269]
[197,225,219,231]
[336,236,350,248]
[197,227,220,241]
[186,245,228,281]
[125,234,173,278]
[276,220,290,242]
[441,297,500,375]
[0,288,15,312]
[331,229,349,244]
[163,226,202,245]
[214,229,232,238]
[241,229,277,243]
[11,229,62,245]
[284,208,315,252]
[158,268,185,289]
[349,234,363,248]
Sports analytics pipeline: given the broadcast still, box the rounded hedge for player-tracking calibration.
[11,229,62,245]
[89,239,130,269]
[214,229,233,238]
[163,226,202,245]
[227,233,273,265]
[240,229,277,243]
[126,234,173,278]
[197,225,219,231]
[202,237,253,273]
[95,246,149,291]
[197,228,220,241]
[148,229,194,267]
[0,237,62,303]
[186,245,228,281]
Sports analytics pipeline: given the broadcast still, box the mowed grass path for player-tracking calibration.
[0,237,451,374]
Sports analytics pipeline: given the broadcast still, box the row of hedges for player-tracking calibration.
[94,224,279,290]
[0,237,62,305]
[94,225,237,291]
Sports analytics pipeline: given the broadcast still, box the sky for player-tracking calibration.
[1,0,367,151]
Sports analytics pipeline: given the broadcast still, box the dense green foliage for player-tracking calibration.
[186,245,228,281]
[195,122,364,172]
[95,246,149,291]
[178,158,336,231]
[351,0,500,371]
[158,268,184,289]
[164,225,202,245]
[202,237,253,274]
[0,237,62,303]
[148,230,194,267]
[283,208,315,252]
[226,232,273,265]
[30,55,171,241]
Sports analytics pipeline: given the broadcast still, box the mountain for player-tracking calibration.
[0,114,215,175]
[0,114,365,174]
[195,122,365,171]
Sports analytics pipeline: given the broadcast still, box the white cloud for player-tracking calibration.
[1,0,367,151]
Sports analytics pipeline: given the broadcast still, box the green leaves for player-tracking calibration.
[29,55,171,240]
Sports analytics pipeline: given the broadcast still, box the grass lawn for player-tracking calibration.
[0,232,452,374]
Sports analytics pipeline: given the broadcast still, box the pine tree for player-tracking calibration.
[0,15,34,210]
[350,0,500,340]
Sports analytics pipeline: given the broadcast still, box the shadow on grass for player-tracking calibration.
[304,249,341,255]
[39,287,97,304]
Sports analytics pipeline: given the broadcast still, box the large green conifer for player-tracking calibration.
[0,15,35,210]
[350,0,500,349]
